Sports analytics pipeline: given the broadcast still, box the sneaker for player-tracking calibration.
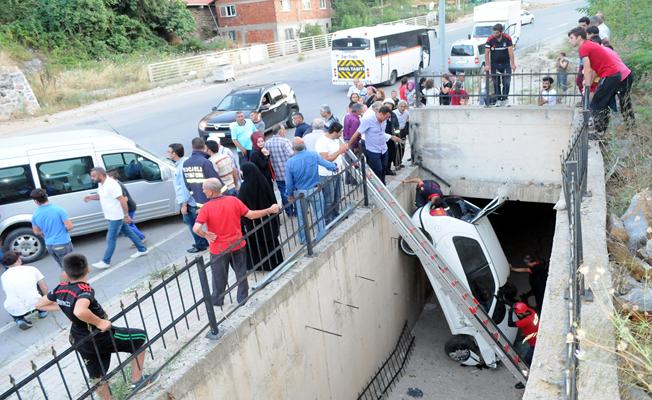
[131,373,159,393]
[16,319,33,330]
[495,100,503,107]
[515,382,525,389]
[130,249,150,259]
[187,246,201,253]
[37,310,48,319]
[92,261,111,270]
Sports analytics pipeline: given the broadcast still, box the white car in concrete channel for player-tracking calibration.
[400,195,518,368]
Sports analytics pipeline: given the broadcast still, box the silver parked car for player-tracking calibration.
[0,130,179,262]
[448,39,486,75]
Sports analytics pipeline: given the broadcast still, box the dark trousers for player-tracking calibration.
[386,138,397,171]
[491,64,512,101]
[591,72,635,133]
[365,149,388,184]
[210,247,248,307]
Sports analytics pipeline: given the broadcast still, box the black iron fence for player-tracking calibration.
[560,90,592,400]
[414,71,584,107]
[1,161,368,400]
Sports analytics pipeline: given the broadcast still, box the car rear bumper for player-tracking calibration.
[198,128,233,145]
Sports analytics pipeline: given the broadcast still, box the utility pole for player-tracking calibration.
[438,0,446,73]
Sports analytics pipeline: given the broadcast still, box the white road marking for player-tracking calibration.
[547,22,571,31]
[0,227,187,336]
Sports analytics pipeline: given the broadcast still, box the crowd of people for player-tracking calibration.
[0,9,636,398]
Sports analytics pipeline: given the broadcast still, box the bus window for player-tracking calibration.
[332,38,370,50]
[419,33,430,54]
[375,39,389,57]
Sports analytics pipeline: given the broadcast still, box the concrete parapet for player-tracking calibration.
[410,106,575,203]
[524,142,619,400]
[148,167,428,400]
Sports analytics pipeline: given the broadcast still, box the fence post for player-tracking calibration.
[311,36,316,51]
[296,38,302,54]
[484,71,491,108]
[146,65,154,83]
[361,156,369,207]
[196,256,220,340]
[299,194,314,255]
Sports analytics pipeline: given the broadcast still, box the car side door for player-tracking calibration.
[267,87,287,128]
[100,151,177,222]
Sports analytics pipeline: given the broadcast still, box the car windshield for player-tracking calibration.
[451,45,474,56]
[216,92,260,111]
[473,26,493,38]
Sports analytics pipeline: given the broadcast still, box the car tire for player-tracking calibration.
[286,108,298,128]
[444,335,480,363]
[399,237,417,257]
[5,227,46,263]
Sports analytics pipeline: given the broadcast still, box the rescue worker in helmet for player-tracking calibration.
[509,302,539,389]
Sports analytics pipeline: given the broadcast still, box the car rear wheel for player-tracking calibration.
[286,108,298,128]
[5,227,46,263]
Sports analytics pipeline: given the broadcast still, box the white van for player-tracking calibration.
[400,195,518,368]
[0,130,179,262]
[448,39,486,75]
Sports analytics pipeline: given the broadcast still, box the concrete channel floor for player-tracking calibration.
[388,297,523,400]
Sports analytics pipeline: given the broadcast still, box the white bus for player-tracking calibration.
[330,24,436,86]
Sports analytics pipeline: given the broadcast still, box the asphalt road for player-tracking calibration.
[0,0,584,364]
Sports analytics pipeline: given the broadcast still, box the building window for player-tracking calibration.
[227,31,237,41]
[281,0,290,11]
[220,5,236,17]
[302,0,311,10]
[319,0,326,9]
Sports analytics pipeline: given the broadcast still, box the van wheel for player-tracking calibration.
[388,70,398,86]
[445,335,479,363]
[5,227,46,263]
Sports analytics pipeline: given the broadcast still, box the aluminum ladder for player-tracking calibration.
[349,154,529,385]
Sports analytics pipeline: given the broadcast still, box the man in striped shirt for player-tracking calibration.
[266,125,294,215]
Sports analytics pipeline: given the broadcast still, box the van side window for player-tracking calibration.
[0,165,35,205]
[102,152,161,183]
[36,157,96,196]
[453,236,495,310]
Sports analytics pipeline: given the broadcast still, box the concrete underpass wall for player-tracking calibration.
[150,168,427,400]
[410,106,576,203]
[524,143,619,400]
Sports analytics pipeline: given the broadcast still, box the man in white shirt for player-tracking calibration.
[303,118,326,152]
[315,121,349,224]
[1,251,48,330]
[83,167,149,269]
[346,79,367,100]
[594,13,610,44]
[538,76,557,106]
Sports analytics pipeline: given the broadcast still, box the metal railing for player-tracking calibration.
[414,71,583,107]
[1,161,369,400]
[146,15,435,83]
[560,90,592,400]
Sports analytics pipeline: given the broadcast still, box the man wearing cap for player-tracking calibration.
[509,302,539,388]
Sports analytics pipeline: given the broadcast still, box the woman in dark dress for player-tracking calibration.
[238,162,284,272]
[248,132,275,184]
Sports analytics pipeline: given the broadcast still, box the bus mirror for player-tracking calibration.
[468,34,471,40]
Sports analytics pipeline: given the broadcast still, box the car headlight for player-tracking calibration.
[198,120,208,130]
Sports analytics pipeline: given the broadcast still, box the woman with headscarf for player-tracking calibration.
[238,162,284,272]
[249,132,275,184]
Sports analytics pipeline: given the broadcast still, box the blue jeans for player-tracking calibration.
[182,204,209,250]
[320,175,341,224]
[276,180,294,216]
[295,187,326,244]
[127,211,145,240]
[103,219,146,264]
[46,242,74,268]
[365,150,388,184]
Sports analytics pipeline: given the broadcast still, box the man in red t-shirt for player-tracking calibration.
[509,302,539,389]
[568,27,635,134]
[193,178,280,307]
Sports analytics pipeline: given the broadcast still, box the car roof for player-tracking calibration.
[231,82,285,93]
[1,129,136,160]
[451,38,485,47]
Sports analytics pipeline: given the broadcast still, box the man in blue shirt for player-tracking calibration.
[168,143,209,253]
[230,111,256,163]
[285,139,337,243]
[291,112,312,138]
[348,105,394,184]
[30,189,73,274]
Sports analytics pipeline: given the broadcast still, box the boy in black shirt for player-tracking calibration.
[36,253,157,399]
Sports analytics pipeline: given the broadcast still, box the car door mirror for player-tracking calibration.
[211,106,218,112]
